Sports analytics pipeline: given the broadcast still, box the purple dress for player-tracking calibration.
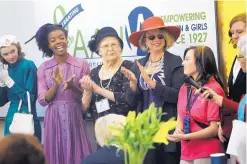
[37,54,92,164]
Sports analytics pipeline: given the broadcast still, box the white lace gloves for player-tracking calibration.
[237,35,246,57]
[0,62,14,88]
[0,62,6,87]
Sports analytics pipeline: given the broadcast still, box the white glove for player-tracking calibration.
[0,64,14,88]
[237,35,246,57]
[0,62,6,87]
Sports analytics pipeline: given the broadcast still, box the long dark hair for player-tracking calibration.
[184,46,227,94]
[35,24,68,58]
[0,43,25,64]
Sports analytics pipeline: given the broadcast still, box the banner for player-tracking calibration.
[0,0,218,117]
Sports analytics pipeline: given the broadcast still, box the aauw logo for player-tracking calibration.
[125,6,153,56]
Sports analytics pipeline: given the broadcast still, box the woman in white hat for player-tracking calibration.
[121,16,184,164]
[0,35,41,141]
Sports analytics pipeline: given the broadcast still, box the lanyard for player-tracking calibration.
[186,86,199,111]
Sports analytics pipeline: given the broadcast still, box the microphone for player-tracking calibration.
[184,75,213,99]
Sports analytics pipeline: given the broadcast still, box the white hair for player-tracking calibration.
[95,114,126,147]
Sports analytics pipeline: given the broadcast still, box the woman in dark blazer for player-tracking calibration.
[228,13,246,102]
[122,16,184,164]
[221,13,246,157]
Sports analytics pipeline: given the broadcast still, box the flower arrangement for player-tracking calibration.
[107,103,177,164]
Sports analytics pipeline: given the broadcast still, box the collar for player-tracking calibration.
[44,54,81,69]
[8,58,23,68]
[138,51,174,65]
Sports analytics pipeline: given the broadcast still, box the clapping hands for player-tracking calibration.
[52,67,63,86]
[62,74,76,91]
[79,75,94,92]
[121,61,156,91]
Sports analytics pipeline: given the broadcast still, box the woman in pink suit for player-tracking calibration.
[35,24,92,164]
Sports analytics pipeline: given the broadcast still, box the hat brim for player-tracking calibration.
[129,26,181,48]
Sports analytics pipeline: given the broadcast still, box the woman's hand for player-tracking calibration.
[62,74,76,91]
[79,75,93,92]
[136,61,156,89]
[217,122,226,142]
[174,126,184,135]
[166,124,186,142]
[196,87,223,107]
[167,133,187,142]
[0,63,14,88]
[52,67,63,87]
[121,66,137,91]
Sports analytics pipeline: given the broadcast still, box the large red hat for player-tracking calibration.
[129,16,181,48]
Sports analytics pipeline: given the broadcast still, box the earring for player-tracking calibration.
[145,45,149,51]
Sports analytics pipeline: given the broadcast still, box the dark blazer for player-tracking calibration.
[228,57,246,102]
[81,146,124,164]
[125,51,184,152]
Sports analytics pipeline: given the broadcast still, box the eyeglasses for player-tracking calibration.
[99,43,120,50]
[146,34,164,41]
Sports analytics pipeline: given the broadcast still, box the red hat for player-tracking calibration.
[129,16,181,48]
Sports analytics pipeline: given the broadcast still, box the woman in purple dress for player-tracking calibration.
[35,24,92,164]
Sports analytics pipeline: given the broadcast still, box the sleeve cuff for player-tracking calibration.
[6,77,14,88]
[113,92,122,103]
[0,82,6,87]
[38,92,49,107]
[154,82,164,97]
[125,88,139,106]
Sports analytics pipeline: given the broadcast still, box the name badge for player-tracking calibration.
[95,98,110,113]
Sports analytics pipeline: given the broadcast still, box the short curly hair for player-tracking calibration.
[35,23,68,58]
[0,134,46,164]
[95,114,126,147]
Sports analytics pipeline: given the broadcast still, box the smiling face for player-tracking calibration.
[98,36,121,63]
[230,21,246,45]
[48,30,68,56]
[145,29,166,53]
[0,44,19,64]
[182,49,199,80]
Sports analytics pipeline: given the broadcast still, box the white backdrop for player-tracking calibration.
[0,0,218,117]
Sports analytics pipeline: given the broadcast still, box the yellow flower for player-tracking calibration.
[153,118,177,145]
[126,111,136,123]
